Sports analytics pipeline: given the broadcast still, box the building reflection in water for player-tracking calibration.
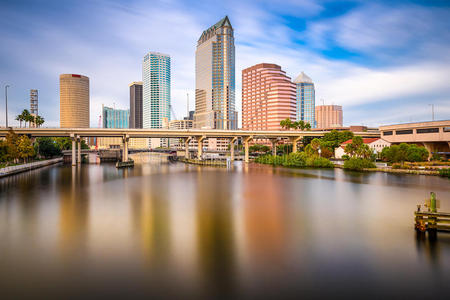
[130,169,171,266]
[195,168,236,298]
[58,166,90,261]
[236,165,292,293]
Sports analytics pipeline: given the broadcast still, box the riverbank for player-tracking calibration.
[333,164,442,176]
[253,157,446,176]
[0,157,63,178]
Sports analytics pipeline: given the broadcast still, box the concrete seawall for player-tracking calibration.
[0,158,63,178]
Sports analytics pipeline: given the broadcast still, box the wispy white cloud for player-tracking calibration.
[305,3,450,60]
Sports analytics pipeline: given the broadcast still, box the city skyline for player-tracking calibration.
[0,0,449,128]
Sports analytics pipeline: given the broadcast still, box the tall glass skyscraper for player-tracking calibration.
[142,52,171,129]
[194,16,237,129]
[294,72,315,128]
[102,105,129,128]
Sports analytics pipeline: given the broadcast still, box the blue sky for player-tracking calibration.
[0,0,449,127]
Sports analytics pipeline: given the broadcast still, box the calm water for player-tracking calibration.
[1,154,450,299]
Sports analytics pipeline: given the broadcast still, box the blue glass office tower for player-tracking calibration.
[294,72,315,128]
[102,105,129,128]
[142,52,171,130]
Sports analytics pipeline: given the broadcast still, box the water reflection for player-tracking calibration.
[0,160,450,298]
[58,167,89,260]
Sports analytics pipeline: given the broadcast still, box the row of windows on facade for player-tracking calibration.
[383,127,447,135]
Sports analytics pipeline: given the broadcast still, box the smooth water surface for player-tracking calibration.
[1,155,450,298]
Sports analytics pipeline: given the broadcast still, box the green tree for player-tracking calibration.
[5,130,19,163]
[36,137,62,158]
[0,140,8,162]
[356,144,373,159]
[280,118,293,130]
[344,136,366,158]
[276,143,292,155]
[19,109,31,127]
[293,120,306,130]
[55,137,72,150]
[310,138,321,152]
[322,130,354,151]
[305,122,311,130]
[17,135,35,163]
[27,114,35,128]
[320,146,333,158]
[302,136,315,147]
[381,144,429,163]
[35,115,45,127]
[344,157,376,170]
[15,114,24,128]
[249,144,270,154]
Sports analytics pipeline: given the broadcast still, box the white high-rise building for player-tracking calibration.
[142,52,171,147]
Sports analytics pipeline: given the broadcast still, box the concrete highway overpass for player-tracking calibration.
[0,127,380,164]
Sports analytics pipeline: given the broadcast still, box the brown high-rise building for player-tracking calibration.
[194,16,237,129]
[60,74,90,128]
[242,63,296,130]
[315,105,343,129]
[129,81,143,128]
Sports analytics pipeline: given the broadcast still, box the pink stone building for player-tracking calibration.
[242,63,296,131]
[315,105,343,129]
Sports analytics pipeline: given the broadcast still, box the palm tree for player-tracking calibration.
[15,115,23,128]
[20,109,31,127]
[280,119,288,130]
[299,120,306,130]
[35,115,44,127]
[305,122,311,130]
[28,114,35,128]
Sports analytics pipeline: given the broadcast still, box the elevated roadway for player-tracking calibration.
[0,127,380,164]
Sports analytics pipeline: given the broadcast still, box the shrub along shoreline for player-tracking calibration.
[255,152,334,168]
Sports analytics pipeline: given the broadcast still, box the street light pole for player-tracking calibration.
[429,104,435,121]
[5,85,9,128]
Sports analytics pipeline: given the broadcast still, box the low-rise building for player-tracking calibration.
[379,120,450,156]
[335,138,391,159]
[169,119,193,148]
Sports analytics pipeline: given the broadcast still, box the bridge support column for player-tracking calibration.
[77,136,81,165]
[71,134,76,166]
[243,136,253,163]
[196,136,206,160]
[290,136,302,153]
[184,137,192,158]
[122,135,129,162]
[230,137,237,161]
[270,139,277,156]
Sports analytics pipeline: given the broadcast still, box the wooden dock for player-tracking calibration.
[415,192,450,232]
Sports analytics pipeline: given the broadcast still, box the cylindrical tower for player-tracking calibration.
[60,74,90,128]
